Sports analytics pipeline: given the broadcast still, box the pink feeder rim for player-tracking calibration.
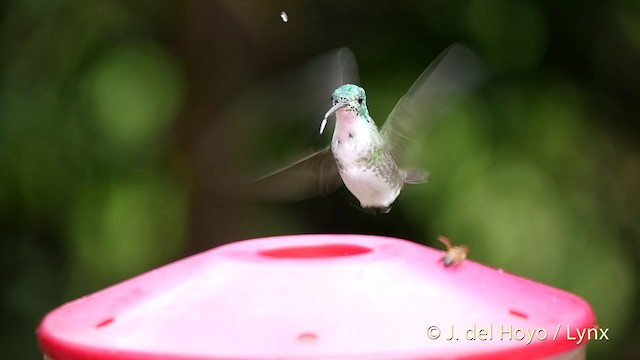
[38,234,596,360]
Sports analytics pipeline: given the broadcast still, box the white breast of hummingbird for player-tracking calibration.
[331,109,402,209]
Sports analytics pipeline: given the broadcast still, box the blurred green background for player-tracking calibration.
[1,0,639,358]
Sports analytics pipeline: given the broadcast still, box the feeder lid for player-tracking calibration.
[38,234,596,360]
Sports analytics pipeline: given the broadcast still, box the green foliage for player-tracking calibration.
[89,43,184,149]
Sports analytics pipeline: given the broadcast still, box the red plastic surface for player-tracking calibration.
[38,235,596,360]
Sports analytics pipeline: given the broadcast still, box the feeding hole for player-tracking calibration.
[509,309,529,319]
[297,332,318,343]
[95,317,115,328]
[259,244,372,259]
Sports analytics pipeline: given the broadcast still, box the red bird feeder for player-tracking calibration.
[38,235,596,359]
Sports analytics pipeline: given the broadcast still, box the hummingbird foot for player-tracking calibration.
[362,206,392,215]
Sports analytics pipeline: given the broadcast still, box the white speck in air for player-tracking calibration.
[280,11,288,23]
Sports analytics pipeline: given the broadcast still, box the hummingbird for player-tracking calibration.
[316,83,427,213]
[238,44,484,213]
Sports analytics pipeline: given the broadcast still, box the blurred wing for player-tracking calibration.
[381,43,485,166]
[240,148,342,202]
[207,48,358,201]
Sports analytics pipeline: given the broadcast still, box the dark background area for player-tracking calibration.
[1,0,639,358]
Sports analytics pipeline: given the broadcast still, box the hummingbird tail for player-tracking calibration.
[403,169,429,184]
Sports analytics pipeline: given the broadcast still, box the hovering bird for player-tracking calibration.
[235,44,484,213]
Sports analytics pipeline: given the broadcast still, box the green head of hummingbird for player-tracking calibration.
[319,84,370,135]
[242,44,485,214]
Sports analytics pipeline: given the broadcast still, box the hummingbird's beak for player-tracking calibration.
[320,102,348,134]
